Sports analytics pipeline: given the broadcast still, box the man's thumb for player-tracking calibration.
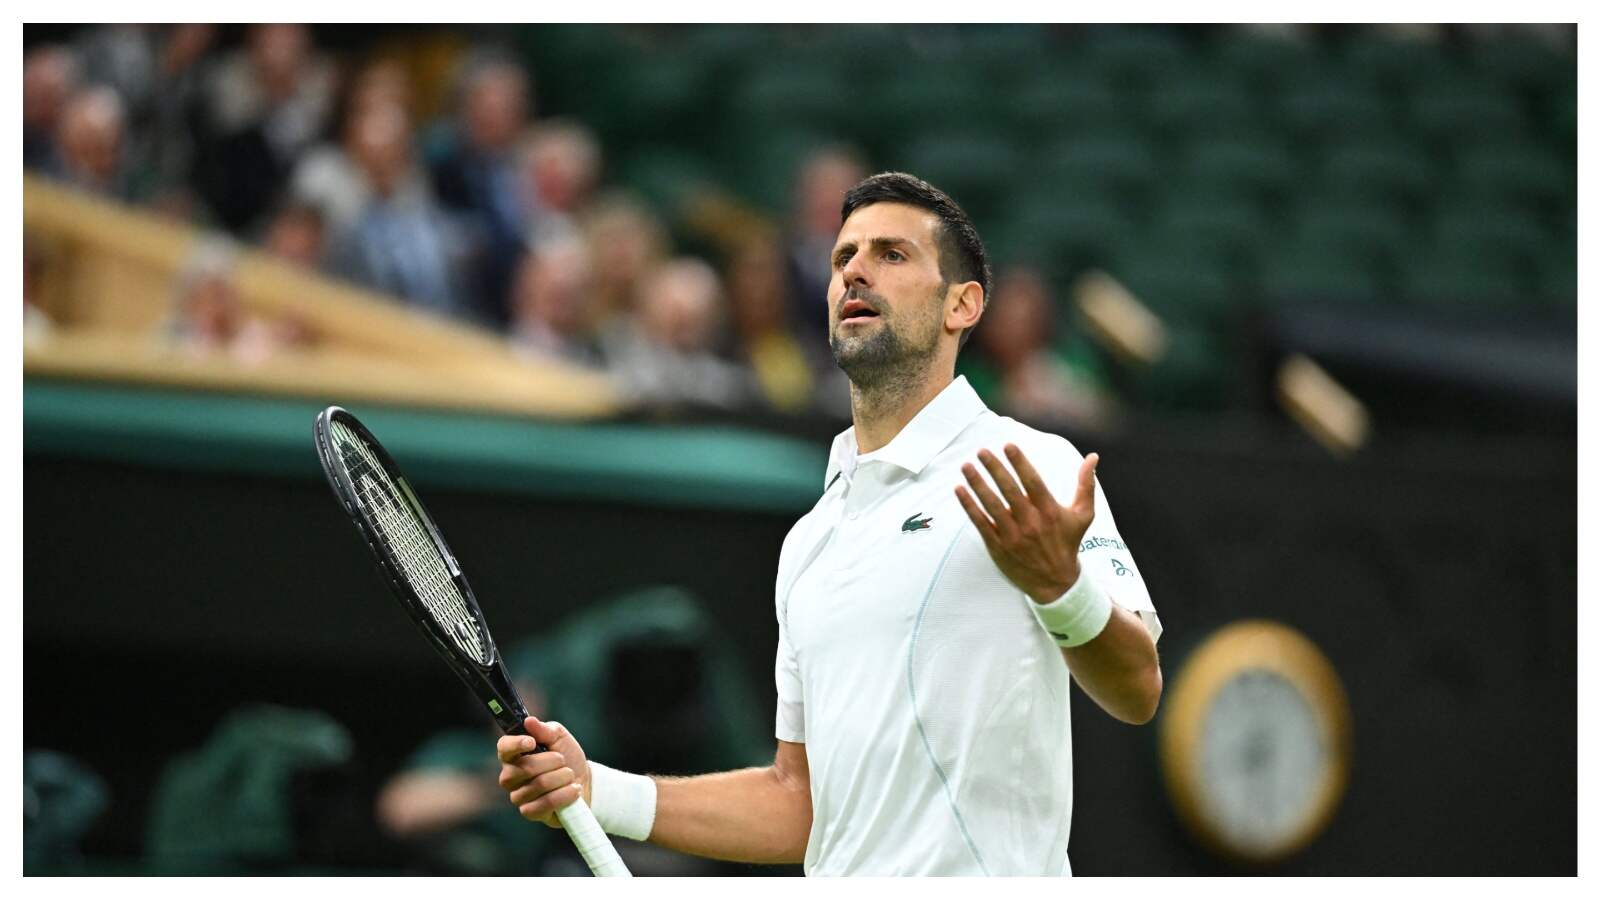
[526,716,566,745]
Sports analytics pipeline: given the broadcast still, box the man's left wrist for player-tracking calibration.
[1028,565,1081,606]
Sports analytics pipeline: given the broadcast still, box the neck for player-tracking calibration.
[850,364,953,454]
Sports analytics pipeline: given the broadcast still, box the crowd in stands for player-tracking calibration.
[22,23,1116,427]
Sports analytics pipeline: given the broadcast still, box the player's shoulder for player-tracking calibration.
[968,413,1086,476]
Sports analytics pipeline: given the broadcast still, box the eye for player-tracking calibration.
[832,249,854,270]
[883,249,906,263]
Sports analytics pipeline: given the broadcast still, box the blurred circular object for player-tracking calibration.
[1160,620,1352,866]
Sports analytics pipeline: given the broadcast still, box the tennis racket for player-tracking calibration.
[313,405,631,877]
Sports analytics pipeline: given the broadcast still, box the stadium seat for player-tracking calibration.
[1534,249,1577,308]
[1453,140,1573,208]
[1398,246,1528,309]
[1427,199,1553,272]
[994,190,1141,280]
[1179,134,1301,200]
[1113,239,1244,321]
[725,65,851,136]
[895,133,1026,222]
[1143,67,1265,140]
[1341,33,1463,89]
[1285,196,1412,268]
[1035,129,1160,200]
[1008,72,1131,138]
[864,72,991,147]
[1148,185,1274,260]
[1212,30,1319,83]
[1256,241,1388,306]
[1466,34,1575,95]
[1276,75,1394,141]
[1077,26,1192,88]
[1407,73,1528,143]
[1318,137,1437,204]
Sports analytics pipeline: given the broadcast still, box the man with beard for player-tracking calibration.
[494,173,1163,876]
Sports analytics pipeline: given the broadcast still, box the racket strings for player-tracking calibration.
[330,421,491,665]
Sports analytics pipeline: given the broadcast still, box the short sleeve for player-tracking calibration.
[774,607,806,742]
[773,531,806,743]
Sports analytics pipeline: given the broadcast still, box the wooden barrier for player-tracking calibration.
[22,175,623,419]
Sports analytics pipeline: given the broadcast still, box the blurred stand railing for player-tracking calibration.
[22,175,623,421]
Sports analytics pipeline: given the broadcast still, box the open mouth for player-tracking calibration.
[840,299,880,322]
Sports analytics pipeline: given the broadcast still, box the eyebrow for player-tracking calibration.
[832,235,914,261]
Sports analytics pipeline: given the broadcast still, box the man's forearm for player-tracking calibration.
[1061,603,1162,724]
[645,764,812,864]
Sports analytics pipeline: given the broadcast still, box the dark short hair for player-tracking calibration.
[840,171,991,348]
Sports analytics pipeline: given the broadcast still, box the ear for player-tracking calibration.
[945,281,985,335]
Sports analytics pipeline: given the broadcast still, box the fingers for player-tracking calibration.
[525,716,567,747]
[1004,443,1057,509]
[497,731,541,764]
[507,764,577,806]
[954,485,999,545]
[1073,452,1099,516]
[960,461,1017,540]
[517,782,583,824]
[498,749,567,790]
[977,448,1031,517]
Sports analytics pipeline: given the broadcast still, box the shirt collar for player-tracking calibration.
[823,375,990,487]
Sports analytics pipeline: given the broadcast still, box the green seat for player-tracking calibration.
[1113,239,1244,321]
[1213,30,1321,83]
[1127,317,1235,412]
[1149,187,1273,259]
[1143,67,1264,139]
[1467,35,1575,94]
[1256,241,1388,305]
[1407,74,1527,142]
[1277,75,1393,139]
[1454,140,1573,207]
[1341,34,1463,89]
[1319,137,1436,203]
[1180,134,1300,199]
[725,65,851,135]
[1078,26,1192,87]
[1008,72,1130,137]
[1035,130,1159,199]
[894,134,1025,221]
[865,72,991,146]
[1285,196,1411,266]
[1534,248,1576,308]
[1398,246,1527,309]
[1428,199,1552,271]
[995,191,1140,279]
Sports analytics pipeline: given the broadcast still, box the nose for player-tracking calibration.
[839,252,870,295]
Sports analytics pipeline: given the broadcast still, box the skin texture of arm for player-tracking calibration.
[497,718,812,865]
[955,444,1163,725]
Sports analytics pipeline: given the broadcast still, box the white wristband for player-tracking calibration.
[586,761,656,841]
[1031,566,1114,648]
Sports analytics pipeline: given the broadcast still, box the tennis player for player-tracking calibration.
[496,172,1163,875]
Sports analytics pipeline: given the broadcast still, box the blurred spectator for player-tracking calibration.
[580,190,670,320]
[965,266,1115,429]
[785,145,867,341]
[192,24,337,233]
[518,119,602,240]
[50,86,132,199]
[23,45,81,171]
[723,235,819,414]
[601,257,758,411]
[167,240,312,362]
[260,201,327,269]
[319,100,472,317]
[508,235,605,369]
[427,53,533,328]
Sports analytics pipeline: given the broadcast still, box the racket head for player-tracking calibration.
[314,406,527,731]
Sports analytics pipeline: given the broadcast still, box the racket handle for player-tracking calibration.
[556,797,632,877]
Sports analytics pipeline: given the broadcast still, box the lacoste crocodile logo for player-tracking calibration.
[902,513,933,533]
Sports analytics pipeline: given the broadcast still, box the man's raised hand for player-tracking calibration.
[954,444,1099,604]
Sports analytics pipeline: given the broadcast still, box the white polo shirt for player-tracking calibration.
[773,375,1159,876]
